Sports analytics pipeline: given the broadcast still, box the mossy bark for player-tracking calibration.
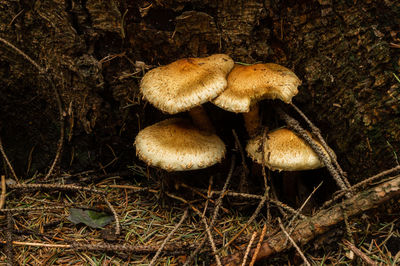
[0,0,399,181]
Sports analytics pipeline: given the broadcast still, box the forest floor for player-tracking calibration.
[1,161,400,265]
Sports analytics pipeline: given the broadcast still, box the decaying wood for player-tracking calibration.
[221,174,400,265]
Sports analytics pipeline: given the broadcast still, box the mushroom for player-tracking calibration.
[213,63,301,136]
[246,128,331,171]
[140,54,234,132]
[134,118,226,171]
[246,127,332,208]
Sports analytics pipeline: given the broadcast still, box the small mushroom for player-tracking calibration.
[246,128,330,171]
[246,127,333,209]
[140,54,234,132]
[213,63,301,136]
[134,118,226,171]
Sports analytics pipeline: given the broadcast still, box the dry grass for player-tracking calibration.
[0,165,399,265]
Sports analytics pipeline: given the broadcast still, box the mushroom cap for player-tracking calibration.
[134,118,226,171]
[140,54,234,114]
[246,128,329,171]
[213,63,302,113]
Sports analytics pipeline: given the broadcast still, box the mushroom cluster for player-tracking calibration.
[134,54,332,177]
[135,54,234,171]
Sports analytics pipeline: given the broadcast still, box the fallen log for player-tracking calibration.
[221,174,400,265]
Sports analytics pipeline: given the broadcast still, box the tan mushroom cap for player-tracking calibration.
[213,63,302,113]
[134,118,226,171]
[246,128,330,171]
[140,54,234,114]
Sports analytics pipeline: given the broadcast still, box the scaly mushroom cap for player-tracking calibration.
[246,128,329,171]
[213,63,302,113]
[140,54,234,114]
[134,118,226,171]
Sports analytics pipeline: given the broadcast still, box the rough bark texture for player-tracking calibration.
[0,0,399,181]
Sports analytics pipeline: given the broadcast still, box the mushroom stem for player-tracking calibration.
[188,106,215,133]
[243,104,262,137]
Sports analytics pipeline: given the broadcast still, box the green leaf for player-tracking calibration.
[68,208,114,228]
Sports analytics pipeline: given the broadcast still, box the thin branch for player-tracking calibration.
[350,165,400,190]
[103,195,120,235]
[249,224,267,266]
[224,129,269,248]
[183,154,236,266]
[343,239,377,266]
[285,182,323,245]
[0,37,43,72]
[0,37,64,181]
[224,187,268,248]
[221,173,400,265]
[290,103,350,187]
[7,183,106,195]
[202,216,222,266]
[6,212,14,266]
[278,218,311,266]
[0,206,65,213]
[277,107,350,196]
[192,187,306,219]
[42,71,64,180]
[0,137,19,182]
[149,208,189,266]
[242,231,257,266]
[0,240,70,249]
[233,129,249,192]
[324,165,400,206]
[0,175,5,209]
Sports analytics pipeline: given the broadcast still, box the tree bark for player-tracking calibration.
[0,0,399,180]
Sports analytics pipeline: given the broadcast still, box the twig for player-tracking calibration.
[225,187,268,248]
[0,175,5,209]
[261,128,277,220]
[242,231,257,266]
[342,199,355,250]
[180,181,229,214]
[202,176,213,217]
[72,241,196,255]
[103,184,157,193]
[224,129,271,249]
[0,238,241,255]
[7,183,106,195]
[149,208,189,266]
[202,216,222,266]
[278,217,311,266]
[103,196,120,235]
[0,240,70,248]
[249,224,267,266]
[192,187,306,219]
[277,107,350,196]
[0,206,65,213]
[0,37,43,71]
[221,173,400,265]
[6,212,14,265]
[285,182,323,245]
[343,239,377,266]
[324,165,400,206]
[183,154,236,266]
[0,137,19,182]
[261,128,269,189]
[0,37,64,181]
[42,70,64,180]
[290,103,350,187]
[351,165,400,190]
[233,129,249,192]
